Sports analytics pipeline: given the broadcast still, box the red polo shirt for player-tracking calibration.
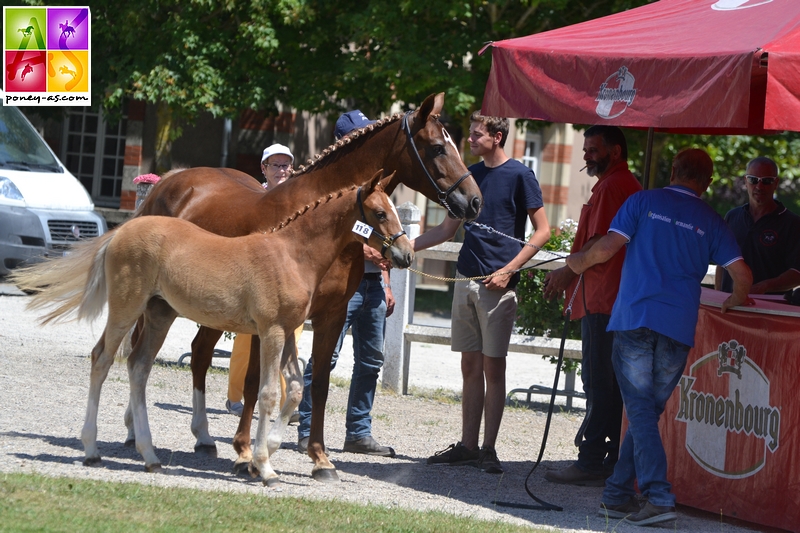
[566,161,642,320]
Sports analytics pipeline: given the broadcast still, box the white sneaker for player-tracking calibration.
[225,399,243,417]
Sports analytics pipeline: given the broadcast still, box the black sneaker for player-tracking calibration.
[625,502,677,526]
[478,446,503,474]
[427,442,479,466]
[598,496,642,519]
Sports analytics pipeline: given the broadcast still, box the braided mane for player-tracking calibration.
[289,113,406,177]
[269,108,440,232]
[267,184,361,233]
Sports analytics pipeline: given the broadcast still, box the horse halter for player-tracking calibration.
[401,111,472,218]
[356,187,407,258]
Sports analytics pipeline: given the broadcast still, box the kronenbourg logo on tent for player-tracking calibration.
[712,0,773,11]
[675,340,780,479]
[595,66,636,120]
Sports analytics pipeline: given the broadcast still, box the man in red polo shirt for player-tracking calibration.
[543,125,641,485]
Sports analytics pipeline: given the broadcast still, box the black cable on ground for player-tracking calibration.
[493,307,572,512]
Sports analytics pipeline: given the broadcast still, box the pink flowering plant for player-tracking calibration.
[133,173,160,184]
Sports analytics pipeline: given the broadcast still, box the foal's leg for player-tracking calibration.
[258,334,303,459]
[274,334,303,452]
[190,326,224,455]
[122,316,145,445]
[250,328,284,487]
[127,298,179,472]
[81,332,122,466]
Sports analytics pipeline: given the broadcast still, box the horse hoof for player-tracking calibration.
[83,457,102,467]
[247,464,261,479]
[124,439,135,448]
[232,461,251,477]
[145,463,163,473]
[194,444,218,458]
[262,476,280,488]
[312,468,340,483]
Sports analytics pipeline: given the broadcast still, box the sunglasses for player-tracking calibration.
[745,175,777,185]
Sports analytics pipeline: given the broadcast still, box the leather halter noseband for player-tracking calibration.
[401,111,472,218]
[356,187,406,258]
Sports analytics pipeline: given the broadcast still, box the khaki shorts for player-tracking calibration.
[450,274,518,358]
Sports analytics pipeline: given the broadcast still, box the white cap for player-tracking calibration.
[261,143,294,164]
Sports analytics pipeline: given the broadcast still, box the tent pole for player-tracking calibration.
[642,127,654,190]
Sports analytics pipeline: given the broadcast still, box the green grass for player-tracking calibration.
[406,385,461,404]
[0,473,552,533]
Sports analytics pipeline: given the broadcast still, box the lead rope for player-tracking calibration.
[494,273,583,512]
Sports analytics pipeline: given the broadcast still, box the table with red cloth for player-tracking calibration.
[658,288,800,532]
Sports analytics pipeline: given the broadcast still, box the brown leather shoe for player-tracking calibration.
[343,436,396,457]
[625,502,677,526]
[297,437,309,453]
[544,464,608,486]
[598,496,643,519]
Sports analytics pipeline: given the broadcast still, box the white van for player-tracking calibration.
[0,106,107,276]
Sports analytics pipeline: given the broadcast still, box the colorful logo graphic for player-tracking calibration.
[675,339,781,479]
[595,66,637,120]
[3,6,90,106]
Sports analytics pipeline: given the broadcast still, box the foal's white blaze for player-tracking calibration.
[442,128,458,153]
[387,195,400,222]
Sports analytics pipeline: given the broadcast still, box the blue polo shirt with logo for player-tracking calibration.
[608,185,743,347]
[719,201,800,294]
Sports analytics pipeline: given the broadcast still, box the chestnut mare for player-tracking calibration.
[14,172,413,485]
[135,93,482,482]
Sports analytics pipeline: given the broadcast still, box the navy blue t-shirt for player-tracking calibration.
[457,159,543,288]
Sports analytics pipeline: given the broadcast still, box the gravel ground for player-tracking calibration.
[0,286,767,533]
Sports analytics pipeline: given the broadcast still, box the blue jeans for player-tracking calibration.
[297,275,386,441]
[576,314,622,474]
[602,328,689,508]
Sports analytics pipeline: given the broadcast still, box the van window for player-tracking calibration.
[0,107,62,172]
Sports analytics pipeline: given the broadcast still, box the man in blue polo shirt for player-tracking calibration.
[566,148,752,526]
[715,156,800,295]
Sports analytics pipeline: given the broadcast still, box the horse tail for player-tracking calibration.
[9,230,117,325]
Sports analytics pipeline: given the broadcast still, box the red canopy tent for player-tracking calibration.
[482,0,800,135]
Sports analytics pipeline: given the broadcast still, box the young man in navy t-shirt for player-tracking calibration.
[413,112,550,474]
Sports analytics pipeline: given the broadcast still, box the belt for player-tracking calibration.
[363,272,382,280]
